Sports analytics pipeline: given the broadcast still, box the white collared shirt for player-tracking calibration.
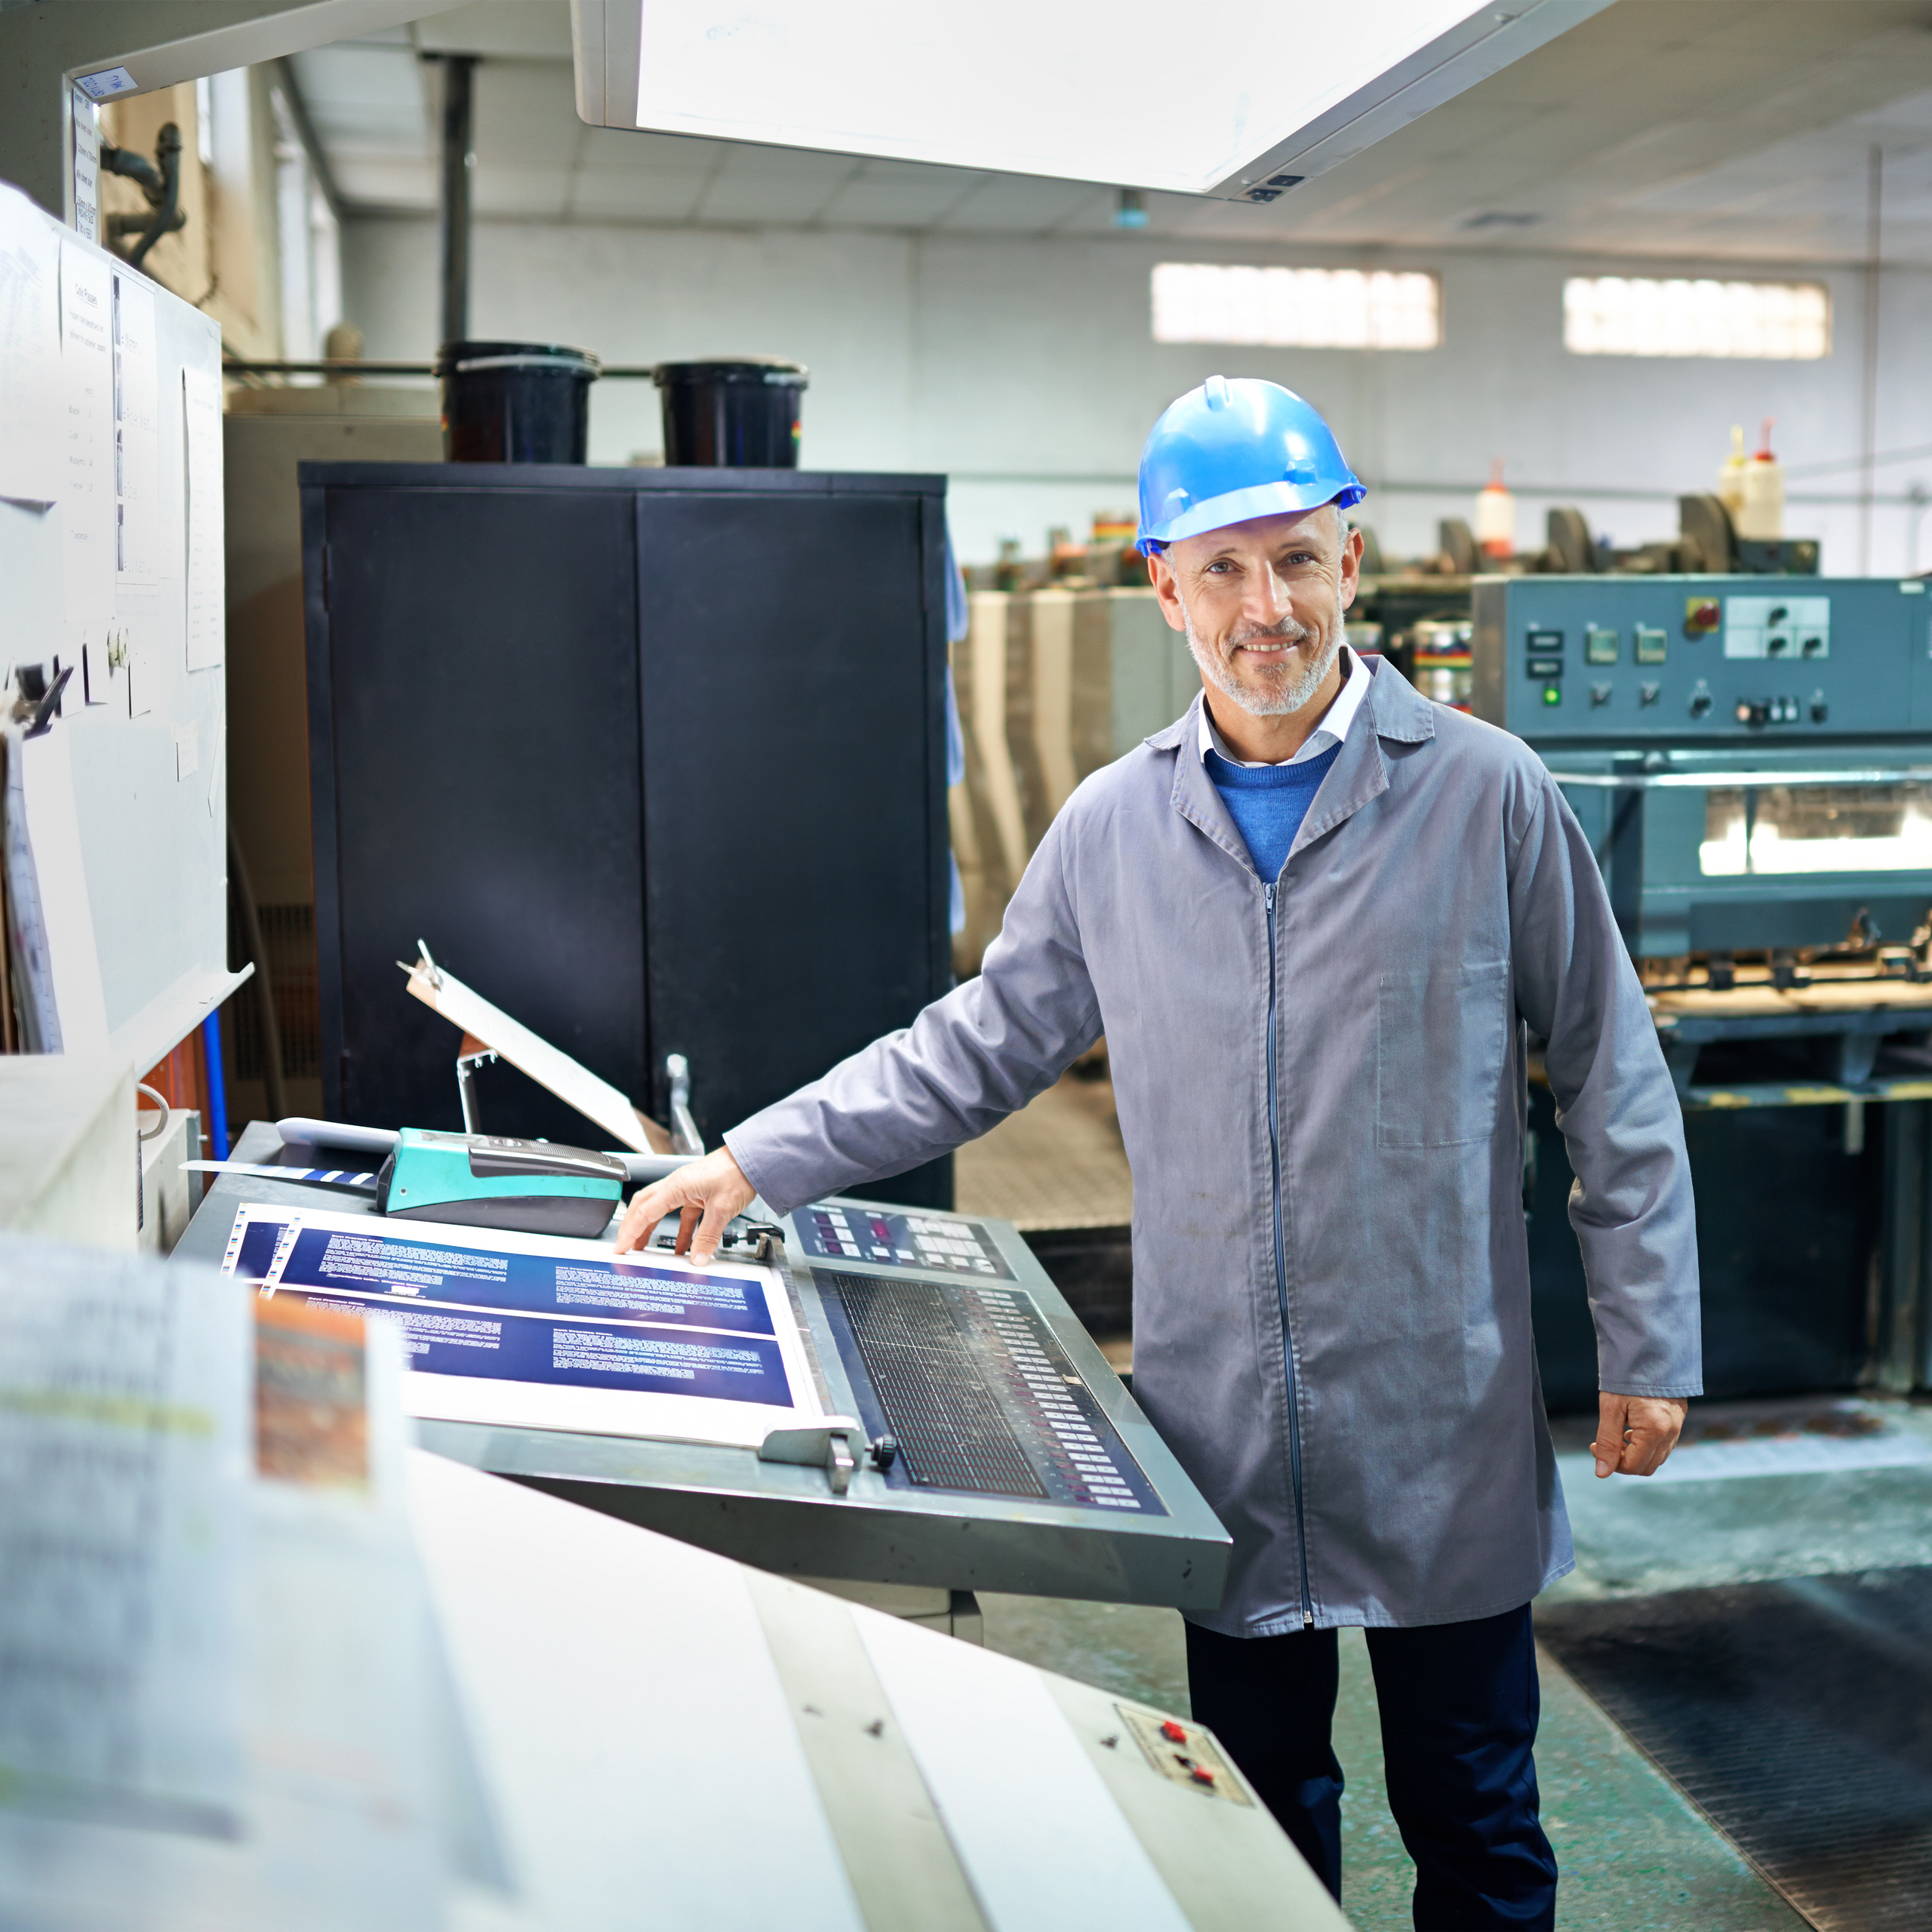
[1198,645,1369,768]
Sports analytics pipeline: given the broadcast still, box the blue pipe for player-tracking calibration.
[202,1011,230,1161]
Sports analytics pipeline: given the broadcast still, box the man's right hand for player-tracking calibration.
[613,1147,756,1263]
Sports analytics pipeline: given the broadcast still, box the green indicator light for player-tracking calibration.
[1542,684,1561,706]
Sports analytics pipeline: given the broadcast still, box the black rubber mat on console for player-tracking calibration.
[817,1272,1044,1499]
[1537,1569,1932,1929]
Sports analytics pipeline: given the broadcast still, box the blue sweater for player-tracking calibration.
[1205,743,1343,882]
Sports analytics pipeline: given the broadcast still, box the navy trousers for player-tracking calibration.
[1185,1604,1558,1930]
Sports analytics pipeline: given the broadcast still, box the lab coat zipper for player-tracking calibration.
[1264,879,1315,1630]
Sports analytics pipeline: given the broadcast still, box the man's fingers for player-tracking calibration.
[675,1202,704,1257]
[613,1175,691,1252]
[688,1195,739,1264]
[612,1149,757,1258]
[1618,1396,1689,1476]
[1592,1394,1690,1478]
[1591,1393,1630,1479]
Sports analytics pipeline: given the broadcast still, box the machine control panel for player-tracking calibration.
[1473,577,1932,743]
[795,1202,1014,1279]
[814,1271,1165,1514]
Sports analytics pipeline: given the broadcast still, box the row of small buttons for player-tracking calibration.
[977,1289,1142,1511]
[1524,625,1669,672]
[1736,694,1829,726]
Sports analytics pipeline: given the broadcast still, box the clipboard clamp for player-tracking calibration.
[758,1417,865,1495]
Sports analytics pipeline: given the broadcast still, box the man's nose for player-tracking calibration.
[1244,565,1294,624]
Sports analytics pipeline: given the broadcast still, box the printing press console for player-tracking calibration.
[175,1121,1232,1609]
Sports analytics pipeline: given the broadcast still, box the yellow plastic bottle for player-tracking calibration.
[1736,419,1784,542]
[1718,425,1748,519]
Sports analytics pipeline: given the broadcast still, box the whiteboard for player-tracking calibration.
[0,182,245,1075]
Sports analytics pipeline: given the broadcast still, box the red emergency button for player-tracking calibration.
[1685,598,1721,634]
[1160,1720,1187,1743]
[1189,1765,1217,1786]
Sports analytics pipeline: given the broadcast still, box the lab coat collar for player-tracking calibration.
[1154,659,1436,879]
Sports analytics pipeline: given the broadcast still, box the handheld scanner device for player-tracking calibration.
[374,1128,625,1239]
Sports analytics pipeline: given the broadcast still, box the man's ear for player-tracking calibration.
[1146,549,1187,634]
[1337,523,1363,614]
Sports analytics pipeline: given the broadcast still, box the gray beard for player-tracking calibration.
[1182,602,1341,719]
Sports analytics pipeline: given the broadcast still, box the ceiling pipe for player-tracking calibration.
[269,56,346,225]
[435,52,478,346]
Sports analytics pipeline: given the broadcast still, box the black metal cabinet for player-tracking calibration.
[1526,1084,1884,1408]
[301,463,953,1206]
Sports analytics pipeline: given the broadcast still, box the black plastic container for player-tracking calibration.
[654,358,808,467]
[435,341,600,463]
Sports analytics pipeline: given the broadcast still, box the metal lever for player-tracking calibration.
[455,1034,498,1134]
[758,1418,864,1496]
[665,1053,703,1155]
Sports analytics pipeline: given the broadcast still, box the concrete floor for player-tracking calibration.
[1547,1395,1932,1604]
[981,1592,1801,1930]
[980,1395,1932,1930]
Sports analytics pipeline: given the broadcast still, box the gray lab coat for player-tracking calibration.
[727,660,1701,1636]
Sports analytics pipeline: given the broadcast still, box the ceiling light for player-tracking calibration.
[570,0,1616,198]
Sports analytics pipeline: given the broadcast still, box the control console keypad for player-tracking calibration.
[798,1203,1014,1279]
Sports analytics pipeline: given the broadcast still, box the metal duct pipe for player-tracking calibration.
[437,54,478,346]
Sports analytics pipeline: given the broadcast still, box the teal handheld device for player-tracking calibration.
[374,1128,625,1238]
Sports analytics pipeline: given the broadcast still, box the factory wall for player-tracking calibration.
[344,217,1932,577]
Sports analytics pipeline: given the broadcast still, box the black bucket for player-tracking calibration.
[654,358,808,467]
[435,341,600,463]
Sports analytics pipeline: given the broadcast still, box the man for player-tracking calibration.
[620,377,1700,1928]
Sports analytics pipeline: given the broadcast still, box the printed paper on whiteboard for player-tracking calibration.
[58,235,114,647]
[0,187,61,504]
[183,366,222,669]
[111,269,159,583]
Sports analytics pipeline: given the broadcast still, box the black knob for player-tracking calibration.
[1811,697,1829,723]
[870,1435,899,1471]
[1690,692,1712,718]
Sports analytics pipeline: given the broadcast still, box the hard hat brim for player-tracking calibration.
[1137,478,1367,555]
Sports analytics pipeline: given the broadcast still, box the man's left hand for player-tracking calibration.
[1592,1393,1689,1478]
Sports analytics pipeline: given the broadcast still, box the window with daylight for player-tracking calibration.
[1151,263,1441,350]
[1563,277,1830,359]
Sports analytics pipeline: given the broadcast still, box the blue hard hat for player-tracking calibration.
[1136,375,1365,555]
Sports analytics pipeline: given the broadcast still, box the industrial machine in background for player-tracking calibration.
[1472,573,1932,1004]
[1353,490,1823,714]
[300,460,955,1207]
[1473,571,1932,1406]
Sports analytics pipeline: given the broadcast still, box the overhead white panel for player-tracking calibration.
[577,0,1614,198]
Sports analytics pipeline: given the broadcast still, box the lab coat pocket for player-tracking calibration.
[1376,961,1511,1148]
